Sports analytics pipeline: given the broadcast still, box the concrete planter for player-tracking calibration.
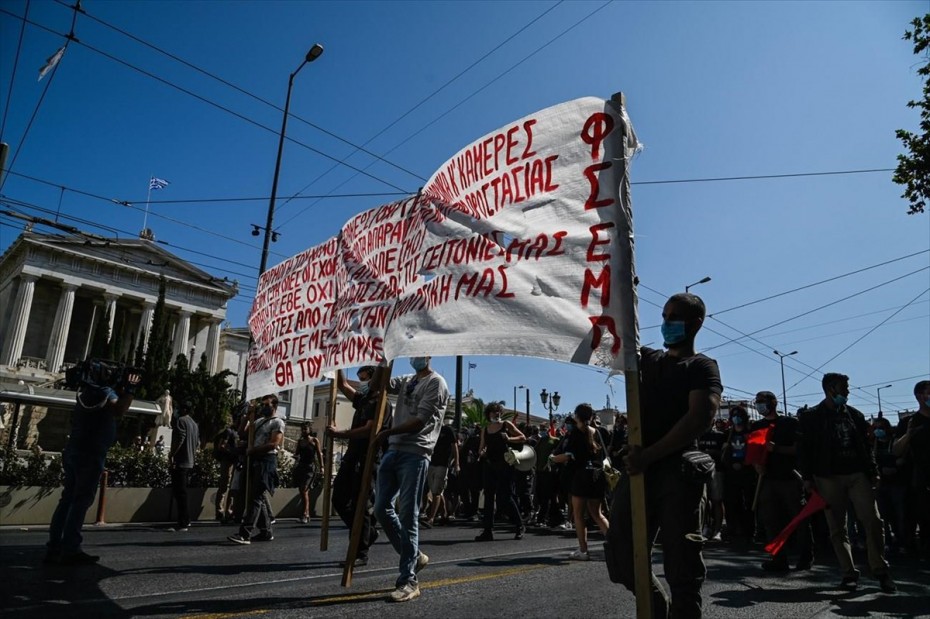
[0,486,303,526]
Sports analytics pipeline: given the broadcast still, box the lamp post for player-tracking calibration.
[539,388,561,426]
[513,385,526,425]
[684,276,711,293]
[773,350,798,414]
[258,42,324,277]
[876,384,892,418]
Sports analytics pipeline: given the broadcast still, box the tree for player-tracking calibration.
[141,277,172,400]
[894,14,930,215]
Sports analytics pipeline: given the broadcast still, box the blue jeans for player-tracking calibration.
[375,450,429,587]
[48,409,116,554]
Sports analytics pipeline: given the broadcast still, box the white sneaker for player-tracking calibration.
[389,582,420,602]
[568,549,590,561]
[415,551,429,573]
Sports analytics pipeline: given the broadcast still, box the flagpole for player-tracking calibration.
[143,175,152,232]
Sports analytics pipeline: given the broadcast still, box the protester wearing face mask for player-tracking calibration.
[475,401,526,542]
[750,391,813,572]
[228,394,284,545]
[327,365,386,566]
[798,373,895,593]
[870,417,907,555]
[294,422,323,525]
[374,356,450,603]
[892,379,930,561]
[722,406,756,546]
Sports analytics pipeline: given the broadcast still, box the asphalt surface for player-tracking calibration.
[2,517,928,618]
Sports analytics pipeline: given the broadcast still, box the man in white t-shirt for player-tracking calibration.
[228,394,284,545]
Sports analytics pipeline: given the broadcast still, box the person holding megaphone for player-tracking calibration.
[475,401,526,542]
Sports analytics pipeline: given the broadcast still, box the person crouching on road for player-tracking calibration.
[474,401,526,542]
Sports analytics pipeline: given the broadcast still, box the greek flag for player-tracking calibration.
[149,177,170,190]
[468,363,477,369]
[38,45,66,82]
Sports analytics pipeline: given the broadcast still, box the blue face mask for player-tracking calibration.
[832,394,847,407]
[661,320,687,346]
[756,402,769,415]
[410,357,428,372]
[873,429,886,440]
[925,398,930,408]
[356,381,370,396]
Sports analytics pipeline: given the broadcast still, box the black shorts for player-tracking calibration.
[295,465,317,490]
[570,467,606,499]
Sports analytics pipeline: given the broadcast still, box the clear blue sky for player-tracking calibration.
[1,1,927,420]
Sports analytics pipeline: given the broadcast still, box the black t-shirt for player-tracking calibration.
[431,424,456,466]
[725,429,749,467]
[698,429,725,463]
[750,415,800,480]
[896,412,930,483]
[346,392,378,457]
[640,347,722,456]
[295,436,319,468]
[829,411,864,474]
[463,434,481,465]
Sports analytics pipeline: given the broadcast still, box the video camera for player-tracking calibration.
[64,358,143,409]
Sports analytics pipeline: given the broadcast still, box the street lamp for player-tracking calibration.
[876,384,892,418]
[773,350,798,415]
[513,385,527,425]
[257,42,324,277]
[685,276,711,293]
[540,388,561,426]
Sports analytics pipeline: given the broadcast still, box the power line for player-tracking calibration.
[0,6,412,193]
[0,0,29,144]
[275,0,613,229]
[50,0,428,183]
[630,168,894,186]
[709,249,929,317]
[272,0,566,219]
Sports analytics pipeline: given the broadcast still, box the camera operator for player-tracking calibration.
[46,365,142,565]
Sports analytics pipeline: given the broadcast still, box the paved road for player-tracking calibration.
[2,518,928,618]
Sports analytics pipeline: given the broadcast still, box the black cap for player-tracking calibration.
[358,365,376,377]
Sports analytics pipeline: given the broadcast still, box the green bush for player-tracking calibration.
[0,447,63,487]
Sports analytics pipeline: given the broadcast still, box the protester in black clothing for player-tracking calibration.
[532,429,562,527]
[798,373,895,593]
[609,413,629,461]
[697,424,726,542]
[722,407,756,545]
[513,423,535,520]
[170,401,200,532]
[750,391,812,572]
[212,420,240,523]
[475,402,526,541]
[872,417,907,553]
[295,422,323,524]
[605,292,722,619]
[550,403,609,560]
[422,423,459,527]
[892,379,930,561]
[327,365,385,566]
[458,427,482,520]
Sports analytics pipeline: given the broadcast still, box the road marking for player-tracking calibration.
[182,612,269,619]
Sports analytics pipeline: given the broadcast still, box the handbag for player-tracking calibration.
[680,449,715,483]
[595,428,622,491]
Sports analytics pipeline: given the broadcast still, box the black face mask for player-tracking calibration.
[261,405,273,417]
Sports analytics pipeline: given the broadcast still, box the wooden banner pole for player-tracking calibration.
[341,361,394,587]
[320,377,338,551]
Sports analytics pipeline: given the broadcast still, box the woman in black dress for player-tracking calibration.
[476,401,526,541]
[550,403,609,559]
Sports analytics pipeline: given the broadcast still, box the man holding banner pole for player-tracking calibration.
[373,356,450,603]
[605,293,722,619]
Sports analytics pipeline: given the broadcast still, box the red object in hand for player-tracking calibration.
[765,490,828,556]
[744,425,773,467]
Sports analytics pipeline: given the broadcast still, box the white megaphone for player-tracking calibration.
[504,444,537,472]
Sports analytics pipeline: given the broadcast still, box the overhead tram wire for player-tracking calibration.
[785,287,930,392]
[0,0,29,145]
[0,7,412,194]
[791,374,930,399]
[49,0,427,184]
[708,248,929,318]
[271,0,566,219]
[631,168,894,187]
[274,0,614,229]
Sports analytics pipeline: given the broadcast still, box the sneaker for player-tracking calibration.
[299,516,309,524]
[795,556,814,571]
[560,522,574,531]
[415,551,429,574]
[475,530,494,542]
[389,582,420,603]
[169,526,190,532]
[269,518,277,525]
[253,532,274,542]
[227,534,251,545]
[514,526,526,540]
[878,574,897,594]
[369,528,381,546]
[420,520,433,529]
[340,556,369,567]
[761,559,791,573]
[710,532,722,542]
[568,549,590,561]
[59,551,100,565]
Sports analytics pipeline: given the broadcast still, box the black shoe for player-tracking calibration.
[840,573,859,589]
[369,528,380,546]
[795,556,814,571]
[340,555,369,567]
[475,530,494,542]
[253,532,274,542]
[878,574,897,594]
[43,549,60,564]
[761,559,791,573]
[515,526,526,540]
[59,551,100,565]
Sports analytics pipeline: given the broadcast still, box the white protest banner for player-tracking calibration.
[246,95,639,398]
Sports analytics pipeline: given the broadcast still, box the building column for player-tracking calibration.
[83,302,101,360]
[103,293,118,340]
[2,273,38,366]
[45,282,78,373]
[173,310,191,363]
[139,301,155,353]
[205,319,221,373]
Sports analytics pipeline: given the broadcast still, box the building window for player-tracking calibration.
[314,401,320,418]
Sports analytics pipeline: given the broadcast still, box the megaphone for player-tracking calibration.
[504,444,537,472]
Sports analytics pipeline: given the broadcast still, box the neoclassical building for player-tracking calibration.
[0,231,239,384]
